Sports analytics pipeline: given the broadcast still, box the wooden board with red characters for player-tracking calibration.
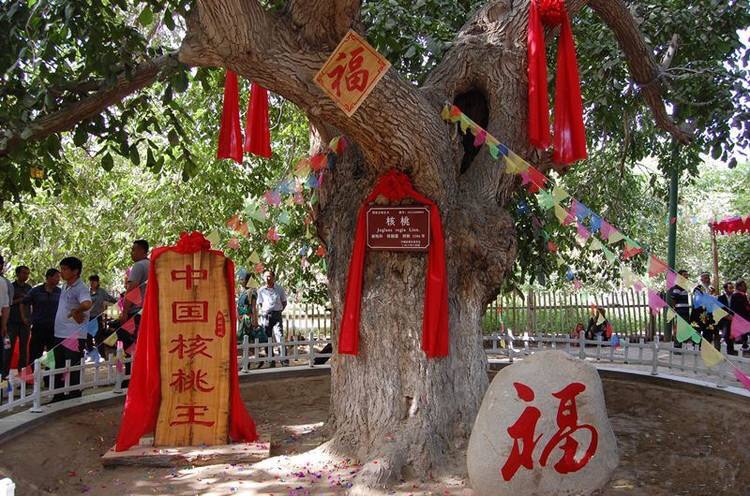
[154,250,231,447]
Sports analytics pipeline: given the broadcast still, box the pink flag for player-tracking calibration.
[573,279,582,290]
[576,221,591,241]
[600,220,614,240]
[20,365,34,384]
[647,290,667,317]
[666,270,677,289]
[125,342,136,356]
[731,314,750,340]
[125,287,142,306]
[121,317,136,335]
[647,255,668,278]
[633,279,646,292]
[61,334,80,352]
[734,367,750,392]
[473,129,487,147]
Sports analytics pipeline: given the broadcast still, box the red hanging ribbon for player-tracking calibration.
[217,70,243,163]
[115,231,257,451]
[338,170,449,358]
[527,0,587,166]
[244,83,272,158]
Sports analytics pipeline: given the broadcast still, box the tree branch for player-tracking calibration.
[180,0,451,201]
[588,0,691,144]
[286,0,362,47]
[0,53,181,157]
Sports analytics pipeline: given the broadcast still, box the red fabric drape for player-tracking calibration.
[115,232,257,452]
[527,0,587,166]
[710,215,750,235]
[217,71,243,164]
[243,83,272,159]
[338,170,449,358]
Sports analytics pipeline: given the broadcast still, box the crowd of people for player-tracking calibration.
[669,271,750,354]
[0,240,295,402]
[570,271,750,354]
[0,240,149,402]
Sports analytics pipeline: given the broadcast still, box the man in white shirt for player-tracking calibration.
[256,270,288,367]
[0,255,11,378]
[52,257,92,402]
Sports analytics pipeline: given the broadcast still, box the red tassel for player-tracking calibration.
[217,70,243,163]
[527,0,550,149]
[526,0,587,165]
[244,83,272,158]
[553,12,587,164]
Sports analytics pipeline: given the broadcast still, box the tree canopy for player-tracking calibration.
[1,0,749,290]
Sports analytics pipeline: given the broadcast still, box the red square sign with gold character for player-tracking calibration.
[314,30,391,117]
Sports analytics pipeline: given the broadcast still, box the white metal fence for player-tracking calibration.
[487,331,750,388]
[2,332,748,415]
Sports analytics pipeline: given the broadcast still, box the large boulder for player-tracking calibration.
[468,351,618,496]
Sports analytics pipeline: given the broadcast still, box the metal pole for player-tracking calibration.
[710,224,720,292]
[664,148,680,342]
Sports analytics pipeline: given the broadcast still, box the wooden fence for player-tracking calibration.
[484,289,665,338]
[287,290,672,339]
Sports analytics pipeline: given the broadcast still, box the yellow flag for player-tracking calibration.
[713,307,728,321]
[205,231,220,248]
[552,187,569,203]
[666,308,676,322]
[440,104,451,121]
[504,152,529,175]
[700,338,724,368]
[459,115,472,134]
[554,204,569,225]
[102,332,118,347]
[608,230,625,245]
[249,251,261,264]
[499,336,506,348]
[676,274,692,290]
[590,238,603,251]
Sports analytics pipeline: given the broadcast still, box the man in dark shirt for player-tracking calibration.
[3,266,31,377]
[729,279,750,352]
[718,282,735,354]
[669,270,691,347]
[24,269,61,366]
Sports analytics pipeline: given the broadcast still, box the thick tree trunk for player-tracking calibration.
[176,0,687,488]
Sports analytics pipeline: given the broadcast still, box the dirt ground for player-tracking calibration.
[0,373,748,495]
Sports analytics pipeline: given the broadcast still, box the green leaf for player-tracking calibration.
[138,7,154,27]
[163,9,175,30]
[129,147,140,166]
[101,153,114,172]
[73,127,87,147]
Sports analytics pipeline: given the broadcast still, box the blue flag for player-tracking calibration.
[85,318,99,336]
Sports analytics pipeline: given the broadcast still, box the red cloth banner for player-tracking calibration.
[115,232,257,451]
[527,0,587,166]
[244,83,272,158]
[709,215,750,235]
[338,170,449,358]
[217,71,243,163]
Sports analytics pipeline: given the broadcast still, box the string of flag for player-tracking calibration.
[218,136,344,272]
[442,103,750,389]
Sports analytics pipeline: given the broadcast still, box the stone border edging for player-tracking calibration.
[1,361,747,447]
[0,365,331,446]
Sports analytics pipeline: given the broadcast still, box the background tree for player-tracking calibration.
[1,0,749,489]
